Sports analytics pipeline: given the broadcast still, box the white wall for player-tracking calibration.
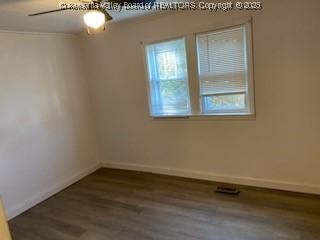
[80,0,320,194]
[0,31,100,219]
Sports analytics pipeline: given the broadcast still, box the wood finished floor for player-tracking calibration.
[9,168,320,240]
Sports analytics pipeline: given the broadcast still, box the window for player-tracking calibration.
[196,25,252,114]
[144,22,254,118]
[145,39,191,117]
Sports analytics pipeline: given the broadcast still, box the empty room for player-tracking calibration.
[0,0,320,239]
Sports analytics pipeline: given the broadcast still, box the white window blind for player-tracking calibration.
[196,25,251,114]
[145,39,191,116]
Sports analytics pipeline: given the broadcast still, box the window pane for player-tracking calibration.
[156,51,178,80]
[145,39,191,116]
[202,94,246,112]
[197,25,251,114]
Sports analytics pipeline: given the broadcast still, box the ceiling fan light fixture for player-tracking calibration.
[86,25,105,35]
[83,10,106,33]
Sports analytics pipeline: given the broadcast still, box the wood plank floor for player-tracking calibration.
[9,168,320,240]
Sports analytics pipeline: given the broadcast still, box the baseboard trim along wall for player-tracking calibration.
[102,161,320,195]
[6,162,101,220]
[6,161,320,220]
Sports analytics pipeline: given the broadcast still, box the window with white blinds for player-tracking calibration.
[196,25,253,114]
[144,21,254,118]
[145,38,191,116]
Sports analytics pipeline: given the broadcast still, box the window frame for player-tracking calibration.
[144,37,192,117]
[195,23,255,116]
[141,17,255,120]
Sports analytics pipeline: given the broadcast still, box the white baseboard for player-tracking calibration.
[102,161,320,195]
[6,161,319,221]
[6,162,101,220]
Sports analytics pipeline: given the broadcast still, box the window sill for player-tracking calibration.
[150,113,256,121]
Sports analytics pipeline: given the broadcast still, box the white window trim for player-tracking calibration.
[141,17,255,120]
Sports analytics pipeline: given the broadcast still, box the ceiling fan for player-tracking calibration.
[28,0,156,34]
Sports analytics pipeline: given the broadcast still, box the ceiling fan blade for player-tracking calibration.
[28,8,69,16]
[101,8,113,21]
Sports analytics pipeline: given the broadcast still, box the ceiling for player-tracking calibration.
[0,0,158,33]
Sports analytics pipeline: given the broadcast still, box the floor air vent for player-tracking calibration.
[216,186,240,195]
